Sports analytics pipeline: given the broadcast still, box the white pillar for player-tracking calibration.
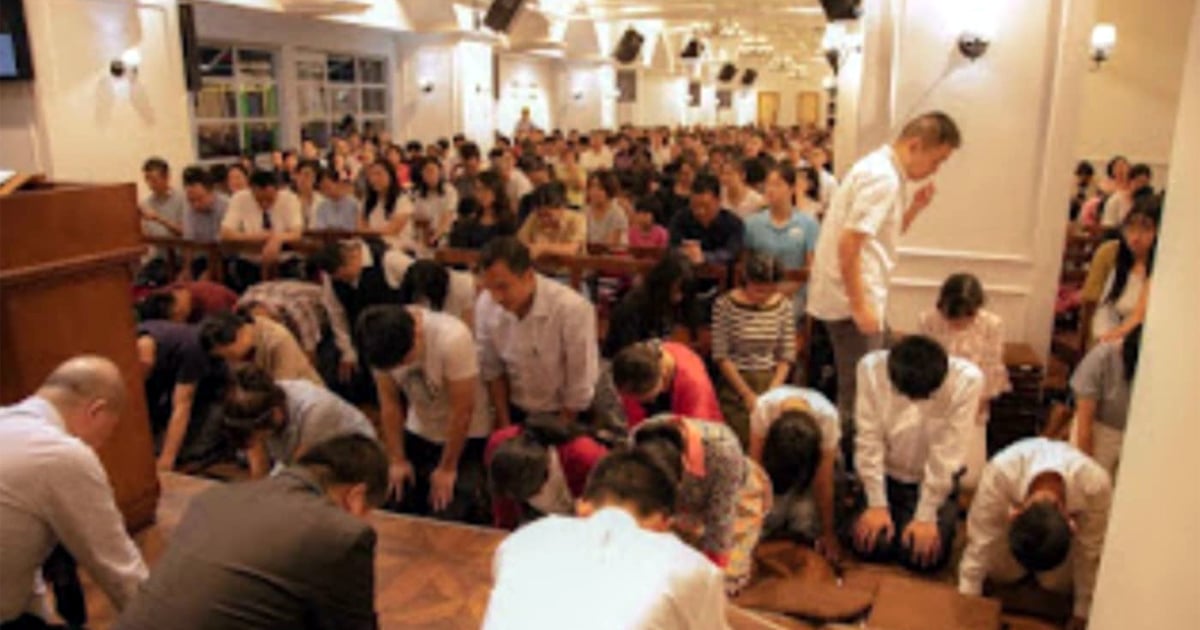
[1090,5,1200,627]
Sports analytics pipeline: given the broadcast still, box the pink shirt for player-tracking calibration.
[628,224,669,249]
[621,342,724,428]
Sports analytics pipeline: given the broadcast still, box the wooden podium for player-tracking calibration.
[0,181,160,529]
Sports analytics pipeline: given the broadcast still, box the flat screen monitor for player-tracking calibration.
[0,0,34,81]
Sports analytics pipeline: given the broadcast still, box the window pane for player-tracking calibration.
[197,123,240,159]
[239,82,278,118]
[237,48,275,81]
[244,122,279,154]
[194,83,236,119]
[199,46,234,78]
[296,59,325,81]
[330,86,358,116]
[361,117,387,136]
[361,87,386,115]
[327,55,356,83]
[358,58,385,84]
[301,121,331,148]
[297,84,327,118]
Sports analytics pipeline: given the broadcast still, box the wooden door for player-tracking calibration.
[797,91,821,125]
[757,91,780,127]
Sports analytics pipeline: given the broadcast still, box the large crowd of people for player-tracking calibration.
[0,110,1163,630]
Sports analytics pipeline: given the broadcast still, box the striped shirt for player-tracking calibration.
[711,292,796,372]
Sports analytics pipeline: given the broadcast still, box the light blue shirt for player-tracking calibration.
[313,195,360,231]
[744,209,820,309]
[182,193,228,243]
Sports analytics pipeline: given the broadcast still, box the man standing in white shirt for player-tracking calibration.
[475,237,598,427]
[219,170,305,290]
[483,449,728,630]
[851,335,981,573]
[959,438,1111,630]
[807,112,961,462]
[0,356,148,626]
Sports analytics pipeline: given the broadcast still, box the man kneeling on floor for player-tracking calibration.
[483,449,728,630]
[849,335,982,573]
[959,438,1111,630]
[115,435,387,630]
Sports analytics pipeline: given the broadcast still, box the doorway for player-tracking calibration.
[797,91,821,126]
[757,91,780,127]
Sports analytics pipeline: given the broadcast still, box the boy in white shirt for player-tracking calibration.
[850,335,982,573]
[959,438,1111,630]
[484,449,728,630]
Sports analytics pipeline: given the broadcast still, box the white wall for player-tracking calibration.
[18,0,194,196]
[637,71,687,128]
[0,82,44,173]
[558,63,607,133]
[496,53,558,136]
[396,36,457,144]
[1075,0,1195,171]
[1091,6,1200,627]
[852,0,1094,357]
[454,40,497,149]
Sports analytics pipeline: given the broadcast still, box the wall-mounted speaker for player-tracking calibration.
[718,63,738,82]
[613,28,645,64]
[483,0,523,33]
[681,39,704,59]
[741,69,758,86]
[820,0,861,21]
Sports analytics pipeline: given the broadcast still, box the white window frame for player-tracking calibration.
[191,42,282,164]
[295,49,389,148]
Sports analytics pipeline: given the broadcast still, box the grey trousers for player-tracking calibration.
[822,318,886,466]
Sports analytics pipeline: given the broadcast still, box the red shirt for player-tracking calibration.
[173,281,238,322]
[621,342,723,429]
[484,425,608,529]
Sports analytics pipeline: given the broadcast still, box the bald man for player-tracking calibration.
[0,356,148,627]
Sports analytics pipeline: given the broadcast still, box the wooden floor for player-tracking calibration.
[79,473,793,629]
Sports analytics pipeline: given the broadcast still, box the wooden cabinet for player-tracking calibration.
[0,181,159,530]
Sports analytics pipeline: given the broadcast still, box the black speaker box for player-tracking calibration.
[741,68,758,86]
[484,0,523,33]
[718,63,738,82]
[613,28,644,64]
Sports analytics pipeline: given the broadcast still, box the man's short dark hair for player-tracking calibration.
[518,154,547,174]
[632,421,684,486]
[181,165,212,189]
[222,364,286,448]
[1009,501,1072,572]
[136,292,175,322]
[316,166,342,186]
[296,159,321,176]
[479,236,533,275]
[489,433,550,502]
[459,142,481,162]
[355,305,415,370]
[743,158,767,187]
[634,195,663,217]
[299,434,390,508]
[1075,161,1095,178]
[142,157,169,175]
[1129,163,1152,181]
[898,111,962,149]
[198,311,253,353]
[887,335,949,400]
[310,241,351,275]
[529,182,567,211]
[249,169,280,189]
[582,448,678,518]
[691,172,721,197]
[612,343,661,397]
[398,260,450,311]
[761,411,823,495]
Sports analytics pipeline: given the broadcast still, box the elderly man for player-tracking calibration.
[0,356,148,627]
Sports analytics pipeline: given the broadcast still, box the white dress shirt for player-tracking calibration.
[483,507,729,630]
[750,386,841,452]
[0,397,148,621]
[959,438,1111,618]
[221,189,305,236]
[579,147,615,173]
[475,274,598,414]
[855,351,983,522]
[807,145,907,322]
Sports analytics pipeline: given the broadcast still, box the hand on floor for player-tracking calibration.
[902,520,942,568]
[854,507,894,554]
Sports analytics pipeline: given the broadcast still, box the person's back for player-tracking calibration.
[116,437,385,630]
[483,450,727,630]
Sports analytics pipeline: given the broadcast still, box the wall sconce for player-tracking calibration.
[1090,23,1117,69]
[821,23,846,75]
[419,78,435,93]
[110,48,141,79]
[822,75,836,91]
[958,32,990,61]
[572,89,584,101]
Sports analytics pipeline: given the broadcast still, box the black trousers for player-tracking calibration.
[843,476,959,574]
[388,431,490,525]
